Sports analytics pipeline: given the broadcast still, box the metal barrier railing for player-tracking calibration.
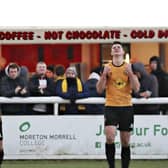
[0,97,168,115]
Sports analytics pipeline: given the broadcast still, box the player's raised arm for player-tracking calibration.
[96,66,111,94]
[125,63,140,93]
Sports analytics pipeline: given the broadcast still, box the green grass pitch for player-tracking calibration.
[1,159,168,168]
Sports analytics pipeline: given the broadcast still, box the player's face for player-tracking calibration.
[111,44,125,56]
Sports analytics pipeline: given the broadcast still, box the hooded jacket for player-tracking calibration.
[0,64,29,115]
[84,72,105,114]
[149,56,168,97]
[132,62,159,114]
[1,65,28,97]
[132,62,158,98]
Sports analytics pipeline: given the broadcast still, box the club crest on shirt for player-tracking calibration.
[113,78,126,89]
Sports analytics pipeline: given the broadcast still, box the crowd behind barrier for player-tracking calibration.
[1,59,168,115]
[1,49,168,163]
[0,96,168,115]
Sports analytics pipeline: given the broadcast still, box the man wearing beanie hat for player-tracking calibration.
[56,66,89,115]
[65,66,77,77]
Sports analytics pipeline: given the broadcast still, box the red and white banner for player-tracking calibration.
[0,28,168,43]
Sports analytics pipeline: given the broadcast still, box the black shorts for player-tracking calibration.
[104,106,134,131]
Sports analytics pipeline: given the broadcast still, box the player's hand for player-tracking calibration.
[125,63,133,76]
[103,66,111,78]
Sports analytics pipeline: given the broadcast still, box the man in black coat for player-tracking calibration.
[28,61,55,115]
[149,56,168,114]
[0,63,29,115]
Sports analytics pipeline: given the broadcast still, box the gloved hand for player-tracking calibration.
[70,88,76,99]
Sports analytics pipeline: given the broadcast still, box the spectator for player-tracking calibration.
[55,64,65,97]
[20,66,29,83]
[55,64,65,81]
[84,67,105,114]
[132,62,160,115]
[0,57,6,81]
[0,65,6,116]
[28,62,55,115]
[0,116,3,168]
[0,58,7,167]
[149,56,168,114]
[46,65,55,81]
[56,66,89,115]
[0,69,5,82]
[0,63,29,115]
